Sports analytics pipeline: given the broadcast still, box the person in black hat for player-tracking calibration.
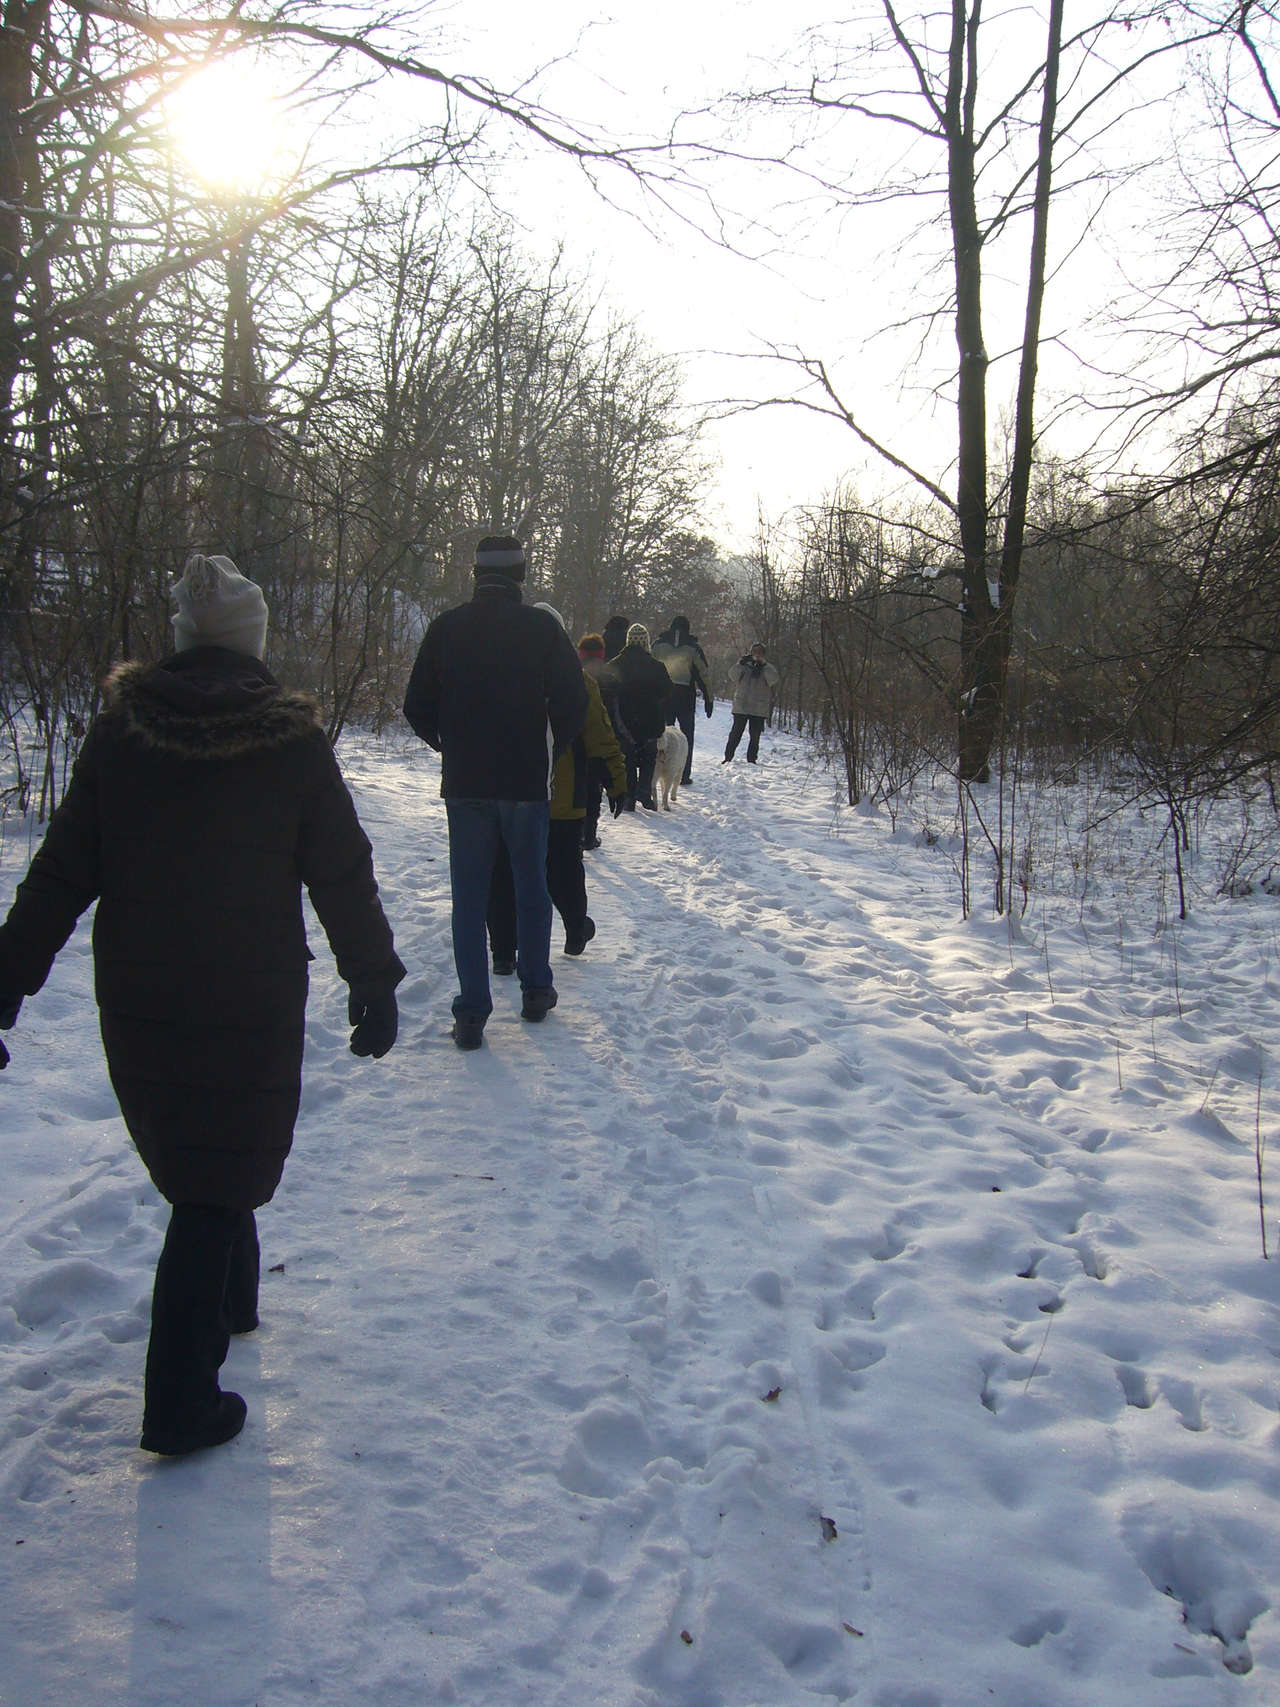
[403,536,587,1049]
[652,614,714,784]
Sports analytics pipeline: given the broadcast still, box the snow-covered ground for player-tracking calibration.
[4,702,1280,1707]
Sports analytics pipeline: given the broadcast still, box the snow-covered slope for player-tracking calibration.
[4,705,1280,1706]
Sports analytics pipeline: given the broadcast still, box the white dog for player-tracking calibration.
[653,725,689,810]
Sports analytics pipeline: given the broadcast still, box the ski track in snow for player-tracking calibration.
[3,705,1280,1705]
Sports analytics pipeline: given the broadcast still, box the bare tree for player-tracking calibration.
[725,1,1219,781]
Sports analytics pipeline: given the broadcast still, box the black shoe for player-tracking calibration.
[564,917,596,956]
[229,1315,259,1336]
[581,836,601,851]
[141,1390,247,1458]
[521,986,558,1021]
[721,755,731,763]
[639,795,657,810]
[452,1014,486,1050]
[491,956,516,976]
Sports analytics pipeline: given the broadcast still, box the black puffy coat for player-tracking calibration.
[0,647,404,1209]
[600,644,673,743]
[402,574,588,800]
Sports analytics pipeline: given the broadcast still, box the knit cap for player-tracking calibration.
[577,633,605,659]
[626,623,650,651]
[534,602,565,630]
[171,554,269,658]
[474,535,526,581]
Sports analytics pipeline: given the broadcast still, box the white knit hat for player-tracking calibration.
[626,622,650,651]
[534,602,565,630]
[171,554,269,658]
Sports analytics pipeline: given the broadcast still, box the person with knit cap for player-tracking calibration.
[652,614,714,785]
[599,623,673,810]
[170,553,270,658]
[403,535,587,1049]
[487,607,626,964]
[0,552,405,1457]
[601,614,631,662]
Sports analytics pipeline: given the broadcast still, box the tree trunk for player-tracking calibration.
[946,0,995,783]
[954,0,1064,783]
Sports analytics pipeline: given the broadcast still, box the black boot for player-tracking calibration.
[141,1203,249,1456]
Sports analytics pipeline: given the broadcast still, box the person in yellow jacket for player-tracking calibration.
[488,606,627,967]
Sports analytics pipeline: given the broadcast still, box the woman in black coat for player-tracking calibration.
[0,555,404,1456]
[601,623,673,809]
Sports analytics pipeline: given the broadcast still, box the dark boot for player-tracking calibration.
[141,1203,248,1456]
[564,916,596,956]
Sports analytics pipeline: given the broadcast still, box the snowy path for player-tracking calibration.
[4,706,1280,1705]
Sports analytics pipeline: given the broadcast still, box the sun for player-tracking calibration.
[166,57,295,194]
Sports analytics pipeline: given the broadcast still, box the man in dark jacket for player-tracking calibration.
[403,535,587,1049]
[600,623,673,810]
[652,614,714,785]
[0,553,405,1458]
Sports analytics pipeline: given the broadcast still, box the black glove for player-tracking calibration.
[0,994,21,1072]
[348,984,398,1059]
[609,794,626,817]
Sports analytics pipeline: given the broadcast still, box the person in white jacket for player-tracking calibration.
[722,643,780,764]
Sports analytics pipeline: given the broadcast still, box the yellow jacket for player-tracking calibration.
[550,670,627,820]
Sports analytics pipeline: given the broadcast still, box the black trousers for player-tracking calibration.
[143,1203,258,1432]
[489,821,589,956]
[725,713,765,762]
[629,737,658,806]
[671,684,697,782]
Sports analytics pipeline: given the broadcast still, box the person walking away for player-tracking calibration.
[0,553,405,1457]
[601,614,631,663]
[576,632,612,850]
[652,614,714,784]
[402,536,587,1050]
[596,614,634,810]
[489,607,627,963]
[601,623,672,809]
[722,643,781,764]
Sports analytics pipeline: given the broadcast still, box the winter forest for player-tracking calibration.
[2,0,1279,836]
[7,3,1280,1704]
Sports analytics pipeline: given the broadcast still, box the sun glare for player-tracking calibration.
[166,59,294,194]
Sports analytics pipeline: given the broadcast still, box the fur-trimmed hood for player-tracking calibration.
[105,648,323,762]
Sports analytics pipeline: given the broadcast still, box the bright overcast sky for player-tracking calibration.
[408,1,1183,552]
[423,0,920,549]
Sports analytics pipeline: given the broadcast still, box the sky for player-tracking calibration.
[5,707,1280,1703]
[430,0,952,547]
[165,0,1206,551]
[421,0,1193,551]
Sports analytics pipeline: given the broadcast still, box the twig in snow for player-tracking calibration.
[1198,1061,1220,1117]
[1256,1067,1269,1261]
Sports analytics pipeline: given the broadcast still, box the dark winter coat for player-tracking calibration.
[402,575,588,801]
[600,644,673,744]
[550,671,627,820]
[0,648,404,1209]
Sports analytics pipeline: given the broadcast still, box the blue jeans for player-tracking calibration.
[446,800,553,1017]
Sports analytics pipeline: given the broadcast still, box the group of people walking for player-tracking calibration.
[0,533,779,1462]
